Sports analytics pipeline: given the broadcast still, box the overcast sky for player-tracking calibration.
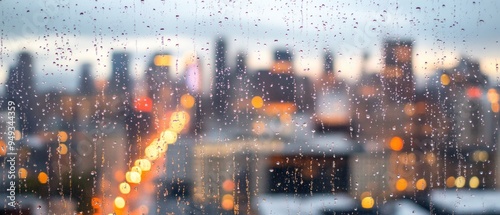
[1,0,499,93]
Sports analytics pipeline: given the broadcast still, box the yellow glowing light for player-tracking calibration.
[170,111,188,133]
[160,130,178,144]
[114,197,126,209]
[125,171,141,184]
[473,150,489,162]
[251,96,264,109]
[14,130,22,141]
[58,143,68,155]
[446,176,455,188]
[440,74,451,86]
[18,168,28,179]
[395,178,408,191]
[154,55,172,67]
[0,140,6,156]
[221,194,234,211]
[416,178,427,191]
[135,159,151,171]
[58,131,68,142]
[38,172,48,184]
[151,138,168,153]
[455,176,466,188]
[180,94,196,109]
[145,145,160,160]
[222,179,236,192]
[469,176,480,189]
[361,196,374,209]
[119,182,131,194]
[131,166,143,175]
[389,136,404,151]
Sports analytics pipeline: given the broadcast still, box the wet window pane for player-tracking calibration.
[1,1,499,214]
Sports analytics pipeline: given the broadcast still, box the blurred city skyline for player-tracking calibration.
[1,0,500,94]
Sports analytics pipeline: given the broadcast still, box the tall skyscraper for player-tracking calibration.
[5,52,37,134]
[106,52,132,98]
[77,63,96,96]
[213,38,229,117]
[382,39,414,102]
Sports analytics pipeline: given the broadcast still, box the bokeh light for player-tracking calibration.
[455,176,466,188]
[395,178,408,191]
[361,196,375,209]
[119,182,131,194]
[38,172,48,184]
[389,136,404,151]
[416,178,427,190]
[469,176,480,189]
[251,96,264,109]
[114,197,126,209]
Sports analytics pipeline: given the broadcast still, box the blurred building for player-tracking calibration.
[4,52,37,134]
[382,39,414,103]
[213,38,229,118]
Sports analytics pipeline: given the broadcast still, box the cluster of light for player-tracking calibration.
[170,111,189,133]
[472,150,489,162]
[57,131,69,156]
[446,176,480,188]
[221,194,235,211]
[125,171,141,184]
[112,108,189,212]
[134,159,151,171]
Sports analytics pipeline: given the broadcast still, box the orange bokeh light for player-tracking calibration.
[389,136,404,151]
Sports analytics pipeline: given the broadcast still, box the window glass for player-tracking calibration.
[1,1,499,214]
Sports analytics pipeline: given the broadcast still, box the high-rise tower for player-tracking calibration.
[5,52,37,134]
[382,39,414,102]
